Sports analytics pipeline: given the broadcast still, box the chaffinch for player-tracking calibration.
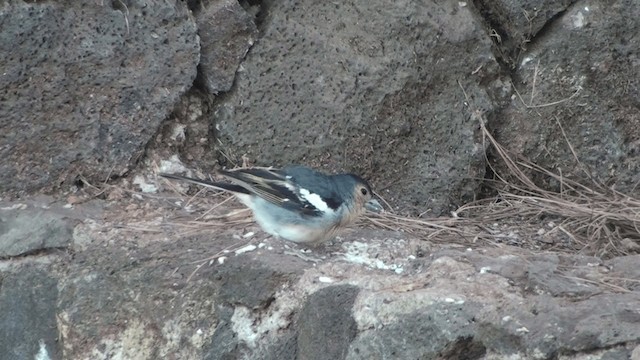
[160,165,383,244]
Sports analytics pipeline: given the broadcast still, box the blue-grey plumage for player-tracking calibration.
[160,165,382,244]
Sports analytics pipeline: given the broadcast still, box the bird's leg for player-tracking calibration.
[283,245,325,263]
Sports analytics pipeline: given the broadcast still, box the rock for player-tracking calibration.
[475,0,574,67]
[57,236,222,359]
[461,251,604,297]
[297,285,359,360]
[2,0,640,358]
[57,228,311,359]
[213,0,504,215]
[52,220,640,359]
[606,255,640,292]
[214,252,307,309]
[494,0,640,192]
[0,196,637,359]
[0,206,75,257]
[0,268,60,360]
[0,1,199,195]
[195,0,258,94]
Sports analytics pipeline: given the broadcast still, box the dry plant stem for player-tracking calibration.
[184,188,209,209]
[559,275,629,293]
[372,190,394,211]
[195,195,236,221]
[186,240,253,282]
[470,85,640,258]
[464,83,635,259]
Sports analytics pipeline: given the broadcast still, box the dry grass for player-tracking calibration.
[469,112,640,258]
[361,109,640,259]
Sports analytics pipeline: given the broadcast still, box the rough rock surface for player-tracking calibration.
[2,0,640,359]
[0,1,199,195]
[0,268,60,360]
[475,0,575,67]
[0,195,103,256]
[489,0,640,191]
[1,197,639,359]
[212,0,503,215]
[194,0,258,94]
[5,0,637,216]
[0,207,75,257]
[144,0,259,170]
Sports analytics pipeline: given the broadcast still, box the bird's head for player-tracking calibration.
[339,174,383,214]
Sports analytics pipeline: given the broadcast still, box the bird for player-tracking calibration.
[160,165,383,244]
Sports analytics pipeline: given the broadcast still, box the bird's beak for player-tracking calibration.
[365,199,384,213]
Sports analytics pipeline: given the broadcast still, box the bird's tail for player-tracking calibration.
[159,173,250,194]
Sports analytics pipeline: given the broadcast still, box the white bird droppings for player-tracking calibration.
[235,245,257,255]
[318,276,334,283]
[35,339,50,360]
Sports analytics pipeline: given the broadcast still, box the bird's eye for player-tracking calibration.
[360,187,368,196]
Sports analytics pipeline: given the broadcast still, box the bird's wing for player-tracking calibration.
[218,167,326,216]
[281,166,344,211]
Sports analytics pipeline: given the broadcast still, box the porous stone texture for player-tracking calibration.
[0,206,75,257]
[213,0,503,215]
[194,0,258,94]
[490,0,640,192]
[474,0,575,67]
[5,197,640,359]
[296,285,359,360]
[1,0,640,359]
[0,268,60,360]
[0,1,199,195]
[0,198,639,360]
